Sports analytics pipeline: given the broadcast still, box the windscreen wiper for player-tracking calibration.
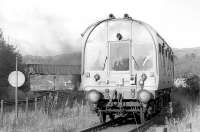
[132,56,139,69]
[103,56,108,70]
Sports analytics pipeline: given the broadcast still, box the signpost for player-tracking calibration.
[8,56,25,119]
[8,71,25,87]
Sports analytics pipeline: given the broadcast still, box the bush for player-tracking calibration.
[184,73,200,97]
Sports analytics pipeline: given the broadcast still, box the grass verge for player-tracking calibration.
[0,102,98,132]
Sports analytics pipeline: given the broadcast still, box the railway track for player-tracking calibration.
[128,113,161,132]
[80,106,169,132]
[79,116,126,132]
[79,115,157,132]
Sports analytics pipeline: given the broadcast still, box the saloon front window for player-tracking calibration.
[84,23,107,71]
[132,22,154,71]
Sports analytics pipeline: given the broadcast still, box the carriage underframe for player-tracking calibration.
[93,88,171,123]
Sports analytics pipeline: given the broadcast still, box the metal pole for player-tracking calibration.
[186,123,192,132]
[15,56,18,118]
[1,100,3,126]
[25,97,28,117]
[53,75,56,91]
[35,98,37,112]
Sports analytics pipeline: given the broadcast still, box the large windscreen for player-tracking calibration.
[84,23,107,71]
[132,22,154,71]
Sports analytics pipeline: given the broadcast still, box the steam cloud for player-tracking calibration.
[0,1,82,56]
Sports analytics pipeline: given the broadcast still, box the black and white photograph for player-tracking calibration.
[0,0,200,131]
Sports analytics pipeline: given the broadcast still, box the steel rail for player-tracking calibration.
[129,106,168,132]
[79,116,125,132]
[80,106,168,132]
[128,115,159,132]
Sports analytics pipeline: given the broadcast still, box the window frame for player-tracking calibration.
[108,40,131,74]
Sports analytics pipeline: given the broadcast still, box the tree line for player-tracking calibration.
[0,29,25,99]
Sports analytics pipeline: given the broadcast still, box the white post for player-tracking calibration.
[53,75,56,91]
[15,56,18,118]
[1,100,3,126]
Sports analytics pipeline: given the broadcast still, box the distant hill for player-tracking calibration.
[23,52,81,65]
[23,47,200,78]
[174,47,200,58]
[173,47,200,77]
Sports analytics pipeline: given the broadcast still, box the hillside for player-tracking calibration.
[22,47,200,78]
[174,47,200,77]
[174,47,200,58]
[23,52,81,65]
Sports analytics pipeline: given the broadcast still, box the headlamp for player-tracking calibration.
[87,90,101,103]
[137,90,152,103]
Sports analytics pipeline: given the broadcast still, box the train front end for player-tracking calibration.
[81,14,158,123]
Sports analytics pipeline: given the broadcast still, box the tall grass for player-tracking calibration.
[0,97,99,132]
[168,105,200,132]
[167,86,200,132]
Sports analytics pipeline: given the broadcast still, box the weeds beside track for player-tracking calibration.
[80,106,170,132]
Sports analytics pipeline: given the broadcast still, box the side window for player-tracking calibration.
[166,49,170,71]
[162,44,166,74]
[169,51,172,73]
[165,49,168,73]
[171,57,173,76]
[171,53,174,75]
[157,34,173,78]
[162,44,165,55]
[165,49,168,71]
[171,54,174,63]
[169,53,170,71]
[159,44,162,53]
[168,51,171,60]
[159,44,163,67]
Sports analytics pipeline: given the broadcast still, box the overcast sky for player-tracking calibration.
[0,0,200,56]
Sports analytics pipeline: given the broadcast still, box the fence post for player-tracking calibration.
[164,127,168,132]
[35,98,37,112]
[48,93,52,115]
[43,96,46,113]
[25,98,28,117]
[1,100,3,126]
[155,126,168,132]
[77,100,80,115]
[53,92,58,109]
[81,100,84,114]
[62,97,68,114]
[186,123,192,132]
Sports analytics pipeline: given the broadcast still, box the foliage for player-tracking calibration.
[0,29,23,98]
[184,74,200,94]
[167,98,200,132]
[167,81,200,132]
